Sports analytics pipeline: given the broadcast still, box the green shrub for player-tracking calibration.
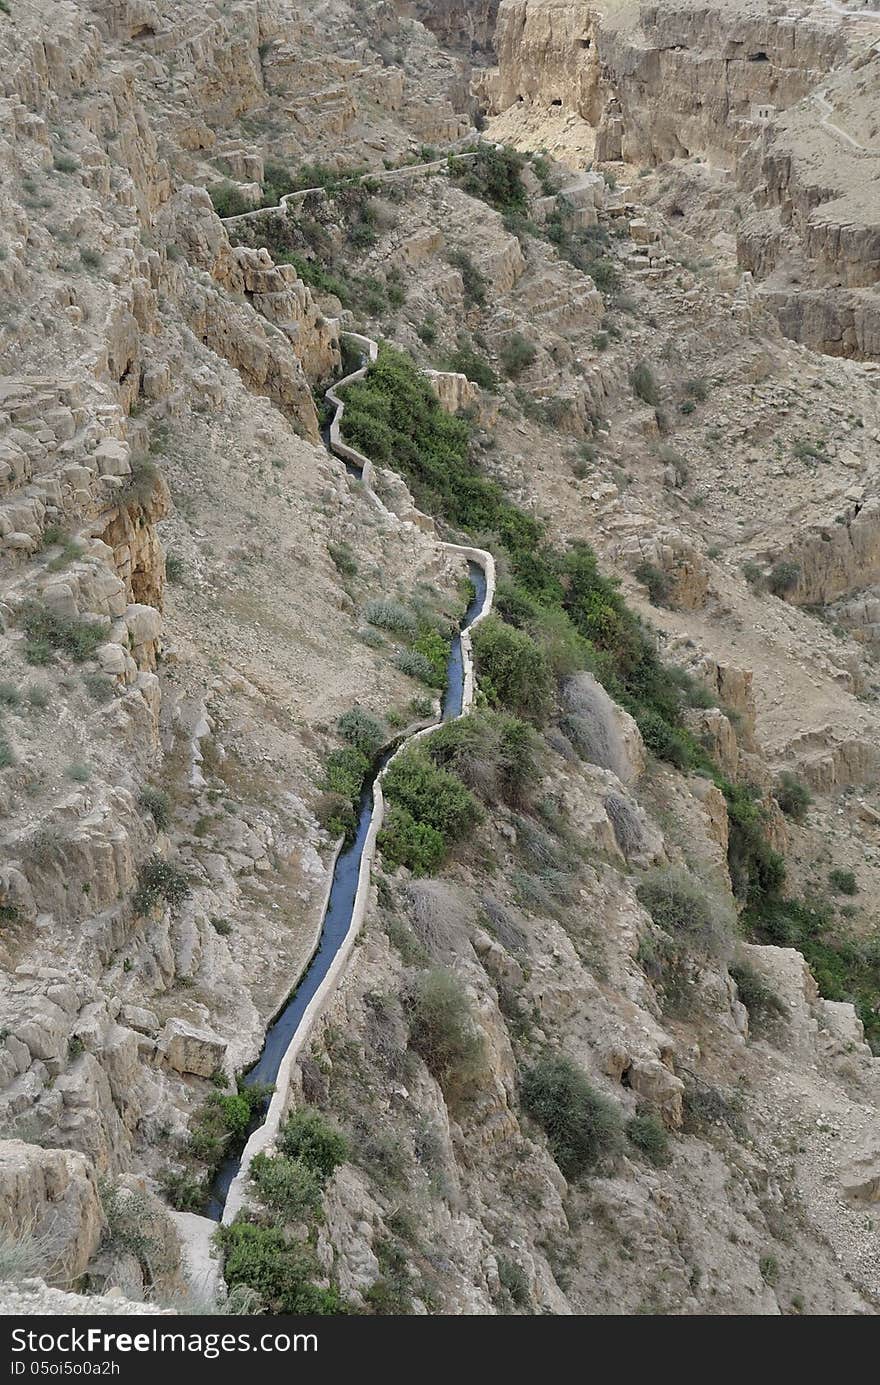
[630,361,660,407]
[381,748,480,854]
[417,316,437,344]
[445,344,496,391]
[16,600,104,663]
[405,967,485,1094]
[165,553,184,583]
[249,1152,322,1220]
[775,772,811,822]
[364,597,418,638]
[159,1170,207,1213]
[446,249,488,307]
[500,332,537,378]
[450,145,528,213]
[209,181,251,218]
[277,1107,349,1179]
[829,868,857,895]
[315,791,357,840]
[0,738,15,770]
[324,746,369,802]
[394,649,437,685]
[426,709,538,808]
[82,670,115,703]
[626,1113,671,1167]
[636,868,734,961]
[767,560,800,597]
[115,457,158,509]
[53,154,79,174]
[520,1054,624,1177]
[634,560,671,607]
[472,616,552,723]
[133,855,191,915]
[219,1221,346,1315]
[728,959,785,1022]
[138,785,171,831]
[379,805,446,875]
[337,708,386,758]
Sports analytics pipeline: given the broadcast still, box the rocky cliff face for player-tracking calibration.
[1,0,879,1318]
[480,0,847,166]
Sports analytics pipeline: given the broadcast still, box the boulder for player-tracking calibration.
[158,1019,227,1078]
[0,1141,105,1285]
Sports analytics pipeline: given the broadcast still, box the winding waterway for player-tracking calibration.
[205,480,489,1218]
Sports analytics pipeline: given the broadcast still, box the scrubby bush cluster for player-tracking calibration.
[219,1106,350,1315]
[405,967,485,1100]
[379,748,481,875]
[520,1054,624,1177]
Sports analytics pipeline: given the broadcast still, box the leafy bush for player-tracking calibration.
[16,600,104,663]
[472,616,552,723]
[379,749,481,873]
[277,1106,349,1179]
[394,648,437,685]
[159,1170,207,1213]
[379,806,446,875]
[634,560,671,607]
[775,772,811,822]
[220,1221,346,1315]
[116,457,159,509]
[829,868,857,895]
[767,560,800,597]
[445,344,496,391]
[626,1113,671,1167]
[138,785,171,831]
[744,894,880,1048]
[446,249,487,308]
[364,597,418,638]
[426,709,538,808]
[405,967,485,1094]
[249,1152,322,1220]
[133,856,191,915]
[520,1054,624,1177]
[324,746,369,801]
[209,181,251,218]
[328,542,357,578]
[337,708,386,758]
[450,145,527,213]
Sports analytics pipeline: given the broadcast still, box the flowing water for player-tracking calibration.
[206,562,488,1219]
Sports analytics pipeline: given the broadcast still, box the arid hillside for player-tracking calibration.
[0,0,878,1317]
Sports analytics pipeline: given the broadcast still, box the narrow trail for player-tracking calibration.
[207,333,495,1227]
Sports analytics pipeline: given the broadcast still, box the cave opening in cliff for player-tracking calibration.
[748,51,769,62]
[580,37,591,48]
[551,98,562,106]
